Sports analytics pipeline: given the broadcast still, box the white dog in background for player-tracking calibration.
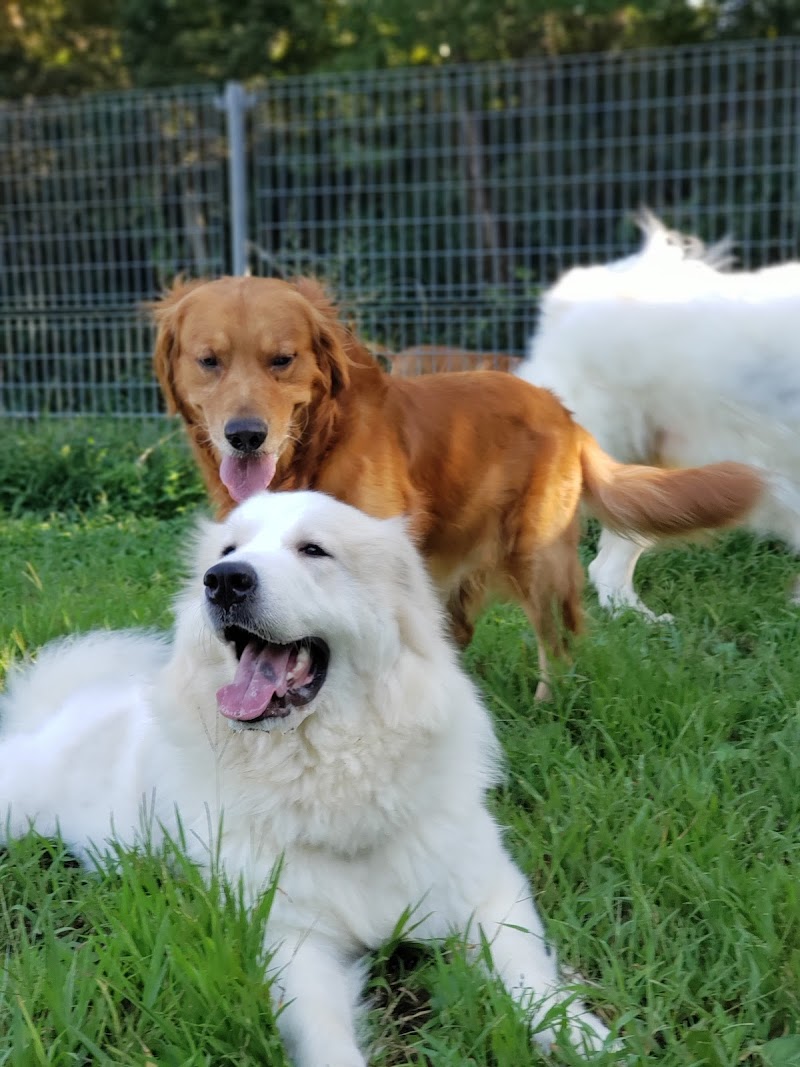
[519,213,800,619]
[0,491,619,1065]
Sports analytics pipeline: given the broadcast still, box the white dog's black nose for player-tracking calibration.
[224,417,268,453]
[204,561,258,610]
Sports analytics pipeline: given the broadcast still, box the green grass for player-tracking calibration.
[1,422,799,1065]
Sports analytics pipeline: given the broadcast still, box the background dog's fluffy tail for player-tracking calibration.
[634,208,736,272]
[579,430,762,537]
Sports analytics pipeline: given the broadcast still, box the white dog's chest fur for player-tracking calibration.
[178,704,492,951]
[0,650,482,952]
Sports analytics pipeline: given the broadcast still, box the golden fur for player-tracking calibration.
[388,346,521,376]
[152,275,762,695]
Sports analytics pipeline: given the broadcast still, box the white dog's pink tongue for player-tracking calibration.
[217,642,314,721]
[217,642,291,720]
[219,454,277,503]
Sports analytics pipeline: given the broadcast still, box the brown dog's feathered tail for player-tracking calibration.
[579,428,763,537]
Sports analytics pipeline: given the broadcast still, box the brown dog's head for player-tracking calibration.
[151,275,350,506]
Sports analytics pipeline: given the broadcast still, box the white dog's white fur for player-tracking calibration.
[519,212,800,619]
[0,491,618,1065]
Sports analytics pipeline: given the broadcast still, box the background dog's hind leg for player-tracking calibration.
[588,528,673,622]
[534,644,552,703]
[508,541,584,701]
[776,518,800,606]
[445,575,489,649]
[446,591,475,648]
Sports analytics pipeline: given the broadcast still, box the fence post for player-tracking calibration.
[218,81,253,275]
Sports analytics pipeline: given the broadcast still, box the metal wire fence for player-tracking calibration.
[2,38,799,416]
[0,85,228,416]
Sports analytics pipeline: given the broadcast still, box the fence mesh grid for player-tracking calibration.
[2,39,799,415]
[1,85,228,416]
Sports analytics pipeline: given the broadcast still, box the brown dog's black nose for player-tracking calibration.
[204,561,258,610]
[225,418,268,454]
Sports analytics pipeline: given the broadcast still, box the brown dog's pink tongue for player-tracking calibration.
[220,454,277,503]
[217,642,292,721]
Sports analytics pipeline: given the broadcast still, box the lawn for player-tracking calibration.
[1,421,799,1066]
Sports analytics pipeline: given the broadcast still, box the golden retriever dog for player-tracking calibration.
[152,275,761,696]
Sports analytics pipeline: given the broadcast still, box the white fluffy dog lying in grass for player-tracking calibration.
[0,491,619,1065]
[519,213,798,620]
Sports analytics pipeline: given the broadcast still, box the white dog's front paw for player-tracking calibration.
[533,1003,624,1061]
[300,1047,367,1067]
[564,1010,624,1058]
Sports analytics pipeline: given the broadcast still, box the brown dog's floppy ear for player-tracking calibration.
[314,315,351,397]
[147,277,206,417]
[291,277,351,397]
[291,276,339,322]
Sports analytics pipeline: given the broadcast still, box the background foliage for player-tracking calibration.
[0,419,205,519]
[3,37,798,416]
[1,0,798,100]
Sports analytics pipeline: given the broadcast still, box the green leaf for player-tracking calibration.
[761,1037,800,1067]
[685,1029,726,1067]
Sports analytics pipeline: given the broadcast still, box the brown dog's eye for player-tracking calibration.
[198,353,220,369]
[271,354,294,369]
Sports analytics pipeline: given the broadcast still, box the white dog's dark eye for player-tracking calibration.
[221,544,236,557]
[198,353,220,369]
[298,542,331,559]
[271,354,294,369]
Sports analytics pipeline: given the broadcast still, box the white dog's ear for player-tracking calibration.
[378,516,448,656]
[381,514,427,553]
[381,513,414,543]
[186,515,229,577]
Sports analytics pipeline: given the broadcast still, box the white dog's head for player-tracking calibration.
[173,491,447,736]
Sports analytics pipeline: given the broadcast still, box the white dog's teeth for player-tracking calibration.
[285,647,311,686]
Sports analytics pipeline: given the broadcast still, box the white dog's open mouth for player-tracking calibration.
[216,626,329,724]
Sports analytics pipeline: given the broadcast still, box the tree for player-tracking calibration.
[716,0,800,37]
[0,0,795,100]
[0,0,126,98]
[322,0,719,70]
[115,0,338,87]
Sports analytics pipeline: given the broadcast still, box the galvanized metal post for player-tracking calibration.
[219,81,253,275]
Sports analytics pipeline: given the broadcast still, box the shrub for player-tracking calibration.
[0,418,206,519]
